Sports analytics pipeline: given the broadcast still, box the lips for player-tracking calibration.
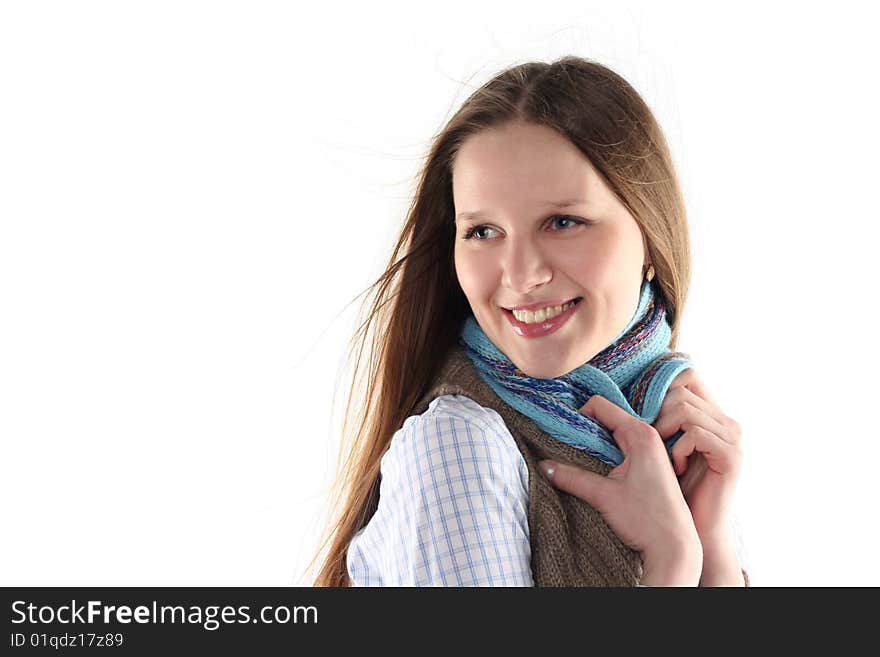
[502,297,583,338]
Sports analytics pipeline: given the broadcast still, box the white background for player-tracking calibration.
[1,1,877,586]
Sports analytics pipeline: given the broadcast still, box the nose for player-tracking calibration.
[500,236,553,294]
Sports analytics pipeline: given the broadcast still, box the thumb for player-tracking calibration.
[538,459,610,512]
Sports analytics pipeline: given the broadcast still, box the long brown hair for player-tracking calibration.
[306,56,692,586]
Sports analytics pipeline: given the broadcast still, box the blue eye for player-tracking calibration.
[460,215,586,240]
[552,216,582,230]
[462,225,498,240]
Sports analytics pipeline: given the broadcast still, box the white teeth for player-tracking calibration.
[512,300,576,324]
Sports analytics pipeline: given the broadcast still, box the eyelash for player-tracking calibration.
[461,215,589,241]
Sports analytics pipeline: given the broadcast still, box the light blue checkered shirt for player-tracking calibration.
[346,394,750,586]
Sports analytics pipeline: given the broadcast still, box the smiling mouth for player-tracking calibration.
[502,297,584,324]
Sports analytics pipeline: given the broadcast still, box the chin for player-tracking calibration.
[513,360,568,380]
[513,348,594,379]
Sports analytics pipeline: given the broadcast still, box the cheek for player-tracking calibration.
[557,243,605,281]
[454,250,495,302]
[563,233,630,283]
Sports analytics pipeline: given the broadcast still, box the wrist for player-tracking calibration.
[641,540,703,586]
[699,535,745,587]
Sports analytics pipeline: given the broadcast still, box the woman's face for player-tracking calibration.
[452,120,649,379]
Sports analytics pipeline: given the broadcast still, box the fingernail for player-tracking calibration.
[538,460,556,480]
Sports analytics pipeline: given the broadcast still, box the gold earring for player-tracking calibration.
[644,264,655,282]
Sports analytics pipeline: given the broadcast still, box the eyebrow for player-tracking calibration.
[455,199,589,223]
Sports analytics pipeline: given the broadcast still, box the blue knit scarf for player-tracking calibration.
[458,279,692,466]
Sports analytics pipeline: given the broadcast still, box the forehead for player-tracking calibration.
[451,122,606,219]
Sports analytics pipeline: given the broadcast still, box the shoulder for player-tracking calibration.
[382,394,527,488]
[397,393,519,454]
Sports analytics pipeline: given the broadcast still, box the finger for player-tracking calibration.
[670,426,738,476]
[677,451,709,494]
[579,394,649,454]
[670,432,694,476]
[671,368,718,407]
[653,394,728,442]
[538,459,611,511]
[662,382,714,416]
[658,386,740,446]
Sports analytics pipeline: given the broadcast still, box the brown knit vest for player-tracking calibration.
[412,344,643,587]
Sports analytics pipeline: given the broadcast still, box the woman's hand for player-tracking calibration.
[538,394,702,585]
[653,369,743,542]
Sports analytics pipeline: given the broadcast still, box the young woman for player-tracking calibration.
[309,56,749,587]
